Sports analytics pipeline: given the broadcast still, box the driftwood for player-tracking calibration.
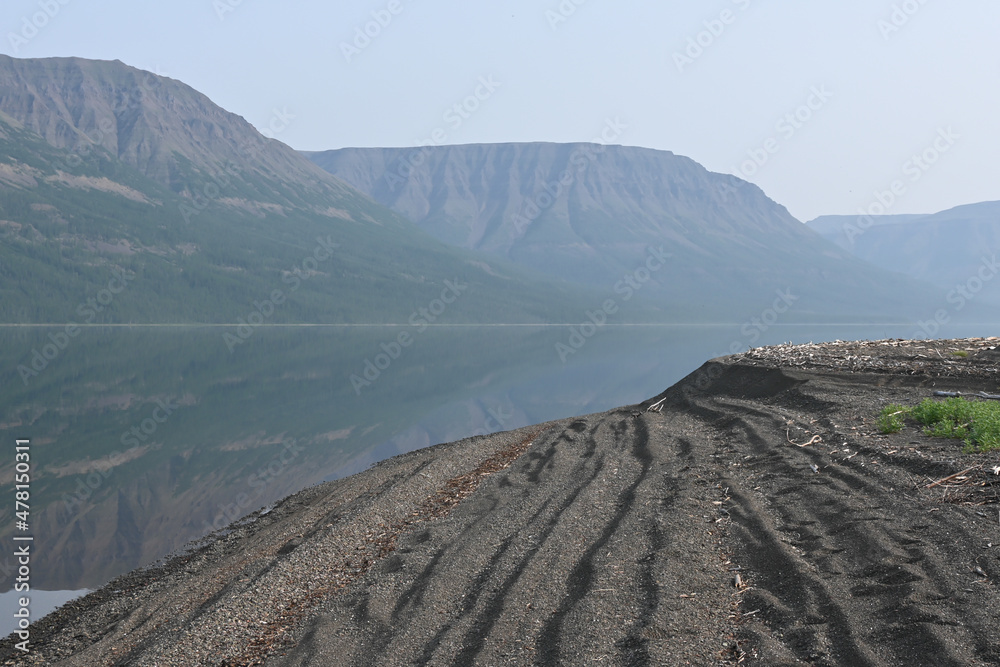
[785,429,821,448]
[925,466,977,489]
[933,391,1000,400]
[646,397,667,413]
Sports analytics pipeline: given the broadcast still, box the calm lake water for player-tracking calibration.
[0,320,993,632]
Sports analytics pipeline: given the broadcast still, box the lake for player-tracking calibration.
[0,320,993,634]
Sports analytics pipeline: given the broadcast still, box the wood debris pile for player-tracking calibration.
[741,337,1000,381]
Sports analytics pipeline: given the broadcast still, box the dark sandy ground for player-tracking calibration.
[3,338,999,666]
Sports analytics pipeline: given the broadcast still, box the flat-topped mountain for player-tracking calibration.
[307,143,941,321]
[0,57,597,325]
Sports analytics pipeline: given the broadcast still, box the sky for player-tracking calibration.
[1,0,997,222]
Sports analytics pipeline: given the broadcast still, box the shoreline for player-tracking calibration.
[4,337,999,665]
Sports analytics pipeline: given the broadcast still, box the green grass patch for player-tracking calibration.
[877,397,1000,452]
[951,350,969,358]
[877,404,910,433]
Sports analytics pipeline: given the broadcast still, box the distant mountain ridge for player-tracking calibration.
[306,143,941,321]
[0,56,598,325]
[808,201,1000,306]
[0,55,980,328]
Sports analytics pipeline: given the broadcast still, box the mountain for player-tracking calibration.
[0,57,598,325]
[306,143,942,321]
[0,54,341,204]
[0,55,945,326]
[808,201,1000,306]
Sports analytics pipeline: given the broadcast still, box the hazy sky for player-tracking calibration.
[2,0,997,222]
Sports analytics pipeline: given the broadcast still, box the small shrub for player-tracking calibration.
[877,404,910,434]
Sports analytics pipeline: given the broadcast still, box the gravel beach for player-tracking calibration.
[4,338,1000,666]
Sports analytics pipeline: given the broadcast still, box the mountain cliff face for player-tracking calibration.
[307,144,938,320]
[0,57,596,325]
[808,202,1000,306]
[0,55,343,206]
[308,143,807,252]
